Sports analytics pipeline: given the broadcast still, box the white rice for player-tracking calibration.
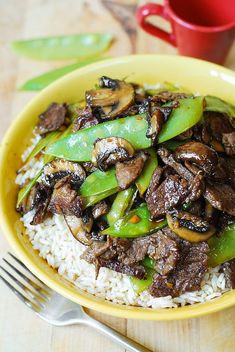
[16,138,231,308]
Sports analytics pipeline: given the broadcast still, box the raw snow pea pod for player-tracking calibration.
[107,186,135,225]
[130,268,155,294]
[102,203,167,238]
[135,148,157,195]
[204,96,235,118]
[20,58,108,91]
[12,33,113,61]
[208,222,235,267]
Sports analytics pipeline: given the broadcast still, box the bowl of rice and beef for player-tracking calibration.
[0,55,235,320]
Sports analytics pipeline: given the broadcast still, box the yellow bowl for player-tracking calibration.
[1,54,235,320]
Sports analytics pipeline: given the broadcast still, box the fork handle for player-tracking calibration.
[83,314,152,352]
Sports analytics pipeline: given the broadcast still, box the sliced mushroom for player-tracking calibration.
[166,210,216,242]
[42,159,86,188]
[146,103,172,146]
[115,151,149,190]
[86,77,134,119]
[91,137,135,171]
[174,141,218,175]
[64,215,92,246]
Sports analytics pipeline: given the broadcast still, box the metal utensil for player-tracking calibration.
[0,253,151,352]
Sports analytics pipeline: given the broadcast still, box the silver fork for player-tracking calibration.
[0,253,151,352]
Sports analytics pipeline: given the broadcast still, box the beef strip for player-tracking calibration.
[212,156,235,188]
[72,107,99,132]
[151,91,190,104]
[146,174,190,219]
[92,201,109,219]
[149,241,209,297]
[30,183,52,225]
[201,112,234,151]
[158,147,194,181]
[116,229,179,275]
[220,259,235,288]
[82,162,98,174]
[222,132,235,155]
[98,258,147,279]
[36,103,67,135]
[115,151,148,190]
[204,182,235,216]
[48,176,83,217]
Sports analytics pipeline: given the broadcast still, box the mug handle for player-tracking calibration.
[136,3,176,46]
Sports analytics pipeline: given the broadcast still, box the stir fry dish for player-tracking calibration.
[16,77,235,299]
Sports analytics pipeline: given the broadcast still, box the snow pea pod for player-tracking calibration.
[45,97,204,162]
[45,114,150,161]
[102,203,167,238]
[130,268,155,294]
[12,33,113,60]
[16,170,42,208]
[208,223,235,267]
[135,148,157,195]
[107,186,135,225]
[83,188,118,208]
[26,131,60,163]
[80,168,118,197]
[158,96,204,143]
[142,257,155,269]
[205,96,235,118]
[20,58,107,91]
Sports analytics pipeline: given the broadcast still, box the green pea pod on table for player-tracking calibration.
[12,33,113,60]
[45,97,204,162]
[107,186,135,225]
[20,58,108,91]
[208,222,235,267]
[102,203,167,238]
[130,268,155,294]
[204,96,235,118]
[135,148,157,195]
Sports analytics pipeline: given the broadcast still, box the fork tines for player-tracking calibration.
[0,253,51,312]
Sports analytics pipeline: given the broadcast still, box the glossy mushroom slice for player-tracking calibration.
[174,141,218,175]
[64,210,93,246]
[35,102,67,135]
[166,209,216,242]
[91,137,135,171]
[41,159,86,188]
[86,77,135,119]
[115,151,149,190]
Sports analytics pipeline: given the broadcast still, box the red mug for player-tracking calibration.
[136,0,235,64]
